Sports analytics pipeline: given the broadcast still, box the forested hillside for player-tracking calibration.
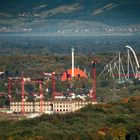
[0,96,139,140]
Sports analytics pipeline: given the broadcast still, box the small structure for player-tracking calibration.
[54,92,65,99]
[61,68,87,81]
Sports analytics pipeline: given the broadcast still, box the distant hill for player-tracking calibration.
[0,0,140,33]
[0,0,140,24]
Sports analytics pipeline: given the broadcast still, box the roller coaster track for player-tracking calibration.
[99,45,140,80]
[126,45,140,69]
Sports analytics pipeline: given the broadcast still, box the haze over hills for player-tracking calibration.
[0,0,140,34]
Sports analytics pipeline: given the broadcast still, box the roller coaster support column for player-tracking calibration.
[8,77,12,106]
[21,77,25,115]
[92,60,99,102]
[52,72,56,99]
[39,81,43,113]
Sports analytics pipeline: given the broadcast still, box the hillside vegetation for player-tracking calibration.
[0,96,139,140]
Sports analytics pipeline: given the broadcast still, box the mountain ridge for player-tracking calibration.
[0,0,140,33]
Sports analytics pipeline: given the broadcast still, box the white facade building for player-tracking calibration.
[10,101,97,114]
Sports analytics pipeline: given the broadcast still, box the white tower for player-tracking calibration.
[72,48,75,77]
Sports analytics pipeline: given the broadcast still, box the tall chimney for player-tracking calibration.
[72,48,75,77]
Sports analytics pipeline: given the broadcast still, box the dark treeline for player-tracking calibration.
[0,35,140,55]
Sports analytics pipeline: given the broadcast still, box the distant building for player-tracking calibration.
[53,92,65,99]
[10,101,97,114]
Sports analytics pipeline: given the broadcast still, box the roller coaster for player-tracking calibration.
[99,46,140,82]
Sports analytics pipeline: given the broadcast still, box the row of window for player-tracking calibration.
[11,105,84,111]
[54,109,69,112]
[11,103,33,105]
[13,109,70,113]
[11,102,89,106]
[12,108,81,113]
[53,105,69,108]
[13,109,33,112]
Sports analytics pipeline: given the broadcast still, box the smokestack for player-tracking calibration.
[72,48,75,77]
